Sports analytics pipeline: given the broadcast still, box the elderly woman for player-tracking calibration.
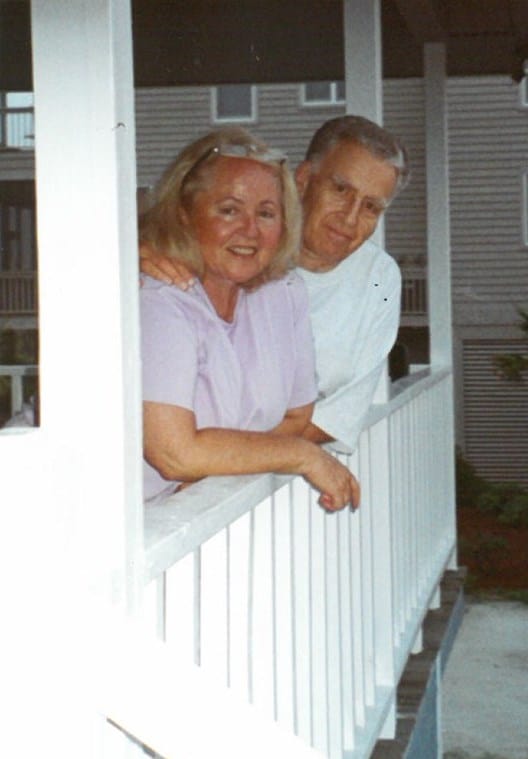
[140,127,359,510]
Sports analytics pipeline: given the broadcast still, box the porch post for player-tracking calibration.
[343,0,383,122]
[424,43,453,368]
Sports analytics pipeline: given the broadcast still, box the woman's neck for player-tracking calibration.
[202,277,240,322]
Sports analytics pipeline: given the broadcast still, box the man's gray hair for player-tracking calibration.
[305,115,410,196]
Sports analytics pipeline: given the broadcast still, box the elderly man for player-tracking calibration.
[140,115,409,453]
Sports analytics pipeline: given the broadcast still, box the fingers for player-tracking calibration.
[318,471,360,513]
[139,247,196,290]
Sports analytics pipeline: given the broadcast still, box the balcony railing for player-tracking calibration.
[0,267,426,319]
[0,271,38,315]
[0,107,35,150]
[0,364,38,420]
[105,366,456,758]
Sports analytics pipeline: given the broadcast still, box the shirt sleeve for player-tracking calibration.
[140,284,198,410]
[285,274,318,409]
[311,257,401,451]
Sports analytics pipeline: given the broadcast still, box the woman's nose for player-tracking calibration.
[240,213,259,237]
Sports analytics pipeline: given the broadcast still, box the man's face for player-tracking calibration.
[295,140,398,272]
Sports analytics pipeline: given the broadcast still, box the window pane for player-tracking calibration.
[6,92,34,108]
[304,81,332,101]
[216,84,252,119]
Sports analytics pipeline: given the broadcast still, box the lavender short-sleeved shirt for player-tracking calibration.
[141,271,317,502]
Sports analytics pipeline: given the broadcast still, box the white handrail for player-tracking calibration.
[139,365,456,759]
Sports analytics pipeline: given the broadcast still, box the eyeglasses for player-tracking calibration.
[182,142,287,188]
[209,143,287,164]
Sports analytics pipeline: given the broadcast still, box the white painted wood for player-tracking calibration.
[310,493,330,754]
[424,43,453,368]
[343,0,383,123]
[273,484,296,730]
[1,2,141,756]
[291,477,314,744]
[227,512,252,699]
[200,529,229,684]
[251,497,275,718]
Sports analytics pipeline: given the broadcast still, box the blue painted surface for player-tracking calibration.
[405,586,466,758]
[405,661,439,759]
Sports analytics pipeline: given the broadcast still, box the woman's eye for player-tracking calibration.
[219,206,237,216]
[259,209,277,219]
[334,183,347,194]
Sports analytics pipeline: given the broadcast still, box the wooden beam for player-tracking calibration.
[392,0,446,43]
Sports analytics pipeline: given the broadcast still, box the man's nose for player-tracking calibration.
[343,198,361,227]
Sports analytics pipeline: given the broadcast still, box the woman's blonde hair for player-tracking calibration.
[139,127,301,290]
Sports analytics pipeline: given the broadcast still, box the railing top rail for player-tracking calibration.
[144,364,452,584]
[0,364,38,376]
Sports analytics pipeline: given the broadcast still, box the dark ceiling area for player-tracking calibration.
[1,0,527,90]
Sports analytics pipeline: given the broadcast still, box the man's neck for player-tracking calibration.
[298,247,339,273]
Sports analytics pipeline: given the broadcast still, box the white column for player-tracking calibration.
[424,43,453,368]
[343,0,383,122]
[343,0,389,401]
[16,1,143,754]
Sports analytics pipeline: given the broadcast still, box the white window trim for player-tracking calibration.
[522,170,528,246]
[519,76,528,109]
[211,85,257,124]
[300,81,345,108]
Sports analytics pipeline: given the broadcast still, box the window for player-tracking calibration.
[302,81,345,107]
[212,85,257,123]
[0,92,35,149]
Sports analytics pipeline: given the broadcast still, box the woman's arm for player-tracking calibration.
[143,401,360,511]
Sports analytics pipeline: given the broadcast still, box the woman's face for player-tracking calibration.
[185,156,284,288]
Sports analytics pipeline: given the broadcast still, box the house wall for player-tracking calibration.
[2,76,526,483]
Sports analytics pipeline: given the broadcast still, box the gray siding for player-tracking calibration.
[463,338,527,485]
[0,150,34,181]
[448,76,528,324]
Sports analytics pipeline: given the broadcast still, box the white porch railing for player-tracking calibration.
[109,366,456,758]
[0,271,38,314]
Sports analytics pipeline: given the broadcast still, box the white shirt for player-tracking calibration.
[298,239,401,452]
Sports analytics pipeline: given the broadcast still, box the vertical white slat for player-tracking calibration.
[291,476,313,744]
[250,497,275,717]
[310,494,329,754]
[227,511,252,700]
[368,417,396,735]
[272,483,295,730]
[164,552,196,665]
[360,457,376,707]
[389,410,404,645]
[200,529,229,685]
[337,500,356,751]
[350,435,367,729]
[325,503,344,759]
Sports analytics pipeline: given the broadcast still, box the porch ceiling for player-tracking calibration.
[1,0,527,90]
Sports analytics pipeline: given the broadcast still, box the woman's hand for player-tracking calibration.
[301,445,360,512]
[140,242,196,289]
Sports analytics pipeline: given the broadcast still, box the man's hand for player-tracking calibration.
[302,421,334,444]
[140,243,196,289]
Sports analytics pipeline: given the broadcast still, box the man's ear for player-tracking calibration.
[295,161,312,198]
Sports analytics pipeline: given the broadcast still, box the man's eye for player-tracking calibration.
[334,182,347,194]
[364,200,382,215]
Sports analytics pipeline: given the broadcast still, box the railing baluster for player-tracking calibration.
[227,512,252,699]
[251,496,275,717]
